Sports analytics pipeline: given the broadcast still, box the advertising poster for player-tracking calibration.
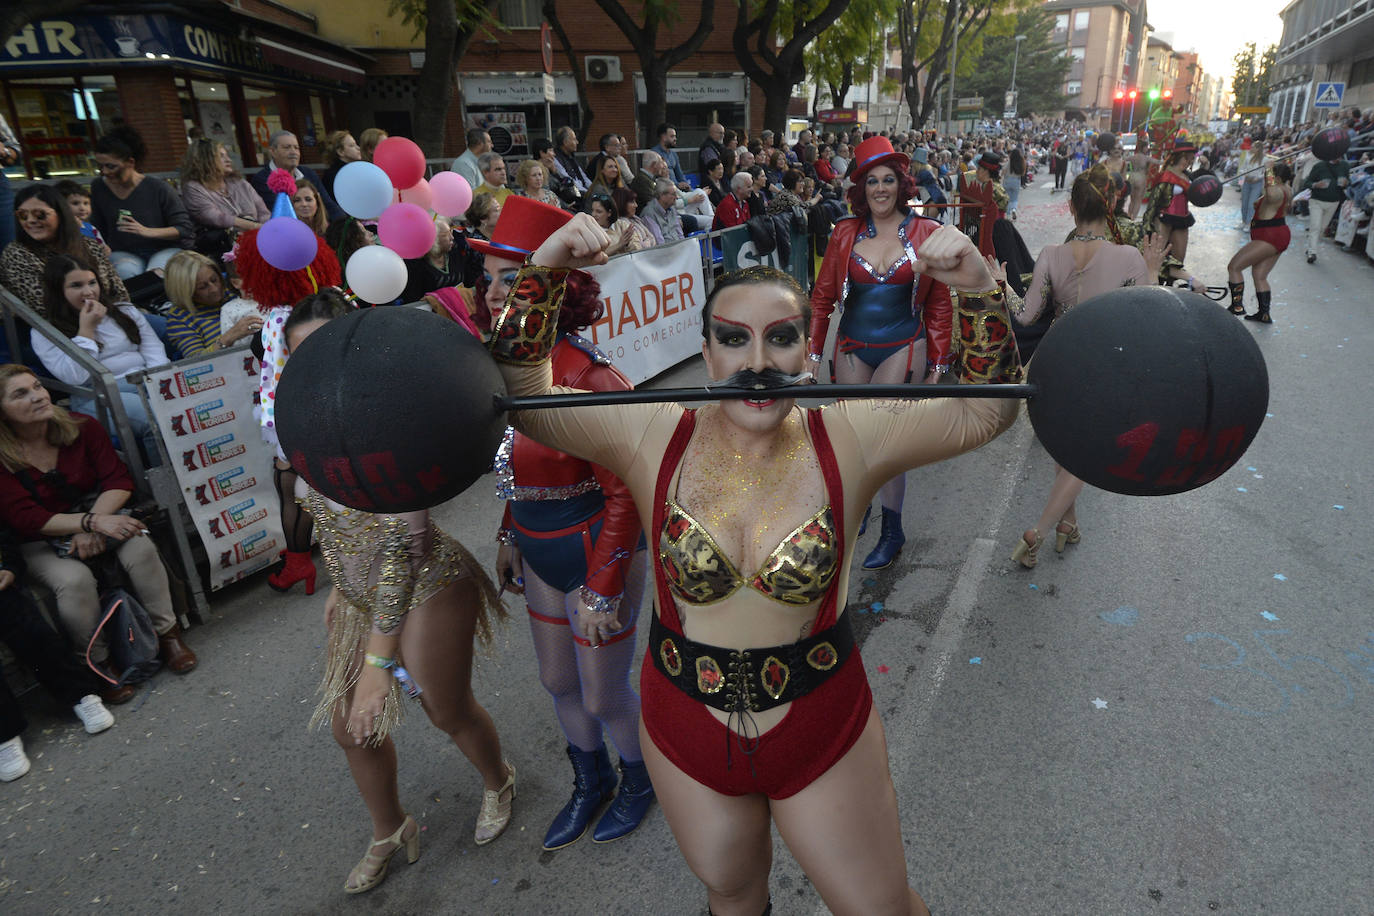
[579,238,706,384]
[142,351,283,589]
[720,225,809,288]
[465,111,529,156]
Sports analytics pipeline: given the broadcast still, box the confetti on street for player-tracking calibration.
[1092,698,1109,710]
[1260,611,1279,621]
[969,657,982,665]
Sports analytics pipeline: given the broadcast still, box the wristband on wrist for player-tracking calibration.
[81,513,94,533]
[364,652,394,669]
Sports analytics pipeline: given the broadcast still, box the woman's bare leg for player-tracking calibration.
[1250,252,1281,293]
[640,720,773,915]
[869,340,927,515]
[330,702,405,841]
[1029,464,1086,542]
[1169,228,1189,264]
[399,578,506,791]
[771,709,928,916]
[1227,240,1277,282]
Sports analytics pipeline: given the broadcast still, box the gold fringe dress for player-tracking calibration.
[304,488,504,743]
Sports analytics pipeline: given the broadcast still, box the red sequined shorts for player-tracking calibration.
[640,646,872,799]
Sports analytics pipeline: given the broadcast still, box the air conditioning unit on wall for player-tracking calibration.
[585,56,623,83]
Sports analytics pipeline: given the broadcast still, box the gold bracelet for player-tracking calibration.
[957,288,1004,299]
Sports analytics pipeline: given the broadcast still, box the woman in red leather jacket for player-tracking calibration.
[808,137,952,570]
[471,197,652,851]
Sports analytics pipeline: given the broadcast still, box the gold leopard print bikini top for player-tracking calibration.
[659,500,838,606]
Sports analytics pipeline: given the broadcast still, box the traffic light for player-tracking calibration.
[1163,89,1173,99]
[1116,90,1125,100]
[1148,87,1160,100]
[1128,89,1138,100]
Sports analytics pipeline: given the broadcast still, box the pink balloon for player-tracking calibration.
[377,202,437,259]
[399,178,433,211]
[429,171,473,218]
[373,137,426,190]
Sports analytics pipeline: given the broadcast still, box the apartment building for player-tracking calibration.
[1270,0,1374,127]
[1043,0,1149,129]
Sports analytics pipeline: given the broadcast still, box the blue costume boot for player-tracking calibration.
[592,758,655,842]
[862,507,905,570]
[543,745,615,850]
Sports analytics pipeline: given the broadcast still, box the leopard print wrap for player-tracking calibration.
[956,289,1023,385]
[489,265,569,365]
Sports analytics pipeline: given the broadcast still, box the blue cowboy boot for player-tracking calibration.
[592,758,655,842]
[861,507,905,570]
[543,745,616,850]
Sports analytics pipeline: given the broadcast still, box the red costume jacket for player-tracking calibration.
[498,336,640,600]
[807,213,953,373]
[958,173,1003,258]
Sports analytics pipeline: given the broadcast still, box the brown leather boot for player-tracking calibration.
[100,682,137,705]
[158,625,198,674]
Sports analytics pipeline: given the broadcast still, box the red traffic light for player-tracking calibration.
[1128,89,1138,100]
[1163,89,1173,99]
[1115,90,1125,100]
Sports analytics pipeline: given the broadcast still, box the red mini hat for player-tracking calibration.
[850,136,909,180]
[466,195,571,260]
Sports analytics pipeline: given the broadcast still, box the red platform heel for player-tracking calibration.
[268,550,317,594]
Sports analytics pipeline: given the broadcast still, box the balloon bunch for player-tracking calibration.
[330,137,475,304]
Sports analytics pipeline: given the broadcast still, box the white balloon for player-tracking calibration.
[346,245,408,304]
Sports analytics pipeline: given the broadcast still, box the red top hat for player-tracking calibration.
[850,136,909,180]
[466,195,572,261]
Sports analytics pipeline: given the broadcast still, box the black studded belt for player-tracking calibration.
[649,613,856,713]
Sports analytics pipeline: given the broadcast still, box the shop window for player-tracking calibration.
[191,80,243,168]
[243,85,283,164]
[8,75,122,178]
[497,0,541,28]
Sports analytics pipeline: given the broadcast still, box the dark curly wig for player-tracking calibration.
[845,164,918,222]
[475,266,603,334]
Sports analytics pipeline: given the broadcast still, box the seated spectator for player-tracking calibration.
[54,181,108,252]
[0,525,121,782]
[250,131,342,222]
[702,159,729,208]
[642,178,685,244]
[553,126,592,196]
[712,172,754,230]
[358,128,387,163]
[534,137,580,209]
[587,153,628,202]
[456,193,501,287]
[0,366,196,702]
[324,216,376,274]
[33,256,168,465]
[178,138,268,258]
[291,181,329,237]
[1,185,128,318]
[514,159,561,207]
[614,187,661,248]
[162,251,262,356]
[475,152,513,205]
[402,216,462,303]
[598,134,634,189]
[766,169,812,215]
[747,166,770,216]
[319,130,362,200]
[89,127,193,280]
[588,190,651,256]
[765,150,788,191]
[630,151,662,210]
[450,128,490,193]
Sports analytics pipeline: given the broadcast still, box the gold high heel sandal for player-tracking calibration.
[1055,521,1081,553]
[474,761,517,845]
[344,815,419,895]
[1011,530,1043,569]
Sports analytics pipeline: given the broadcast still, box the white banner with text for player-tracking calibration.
[580,238,706,384]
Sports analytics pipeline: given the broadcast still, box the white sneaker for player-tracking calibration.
[0,735,31,781]
[74,695,115,735]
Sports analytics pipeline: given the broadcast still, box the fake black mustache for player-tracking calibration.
[704,368,814,390]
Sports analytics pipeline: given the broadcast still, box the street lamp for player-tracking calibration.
[1008,34,1027,117]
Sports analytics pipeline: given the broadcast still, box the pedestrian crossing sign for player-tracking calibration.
[1313,82,1345,109]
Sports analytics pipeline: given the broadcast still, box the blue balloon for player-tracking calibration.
[258,217,319,272]
[333,161,395,219]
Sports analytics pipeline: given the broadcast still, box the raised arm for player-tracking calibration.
[488,214,660,479]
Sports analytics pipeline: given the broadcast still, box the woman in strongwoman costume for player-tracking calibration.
[806,136,953,570]
[471,198,653,850]
[488,200,1020,916]
[1226,161,1293,324]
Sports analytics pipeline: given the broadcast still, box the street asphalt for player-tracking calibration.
[2,176,1372,916]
